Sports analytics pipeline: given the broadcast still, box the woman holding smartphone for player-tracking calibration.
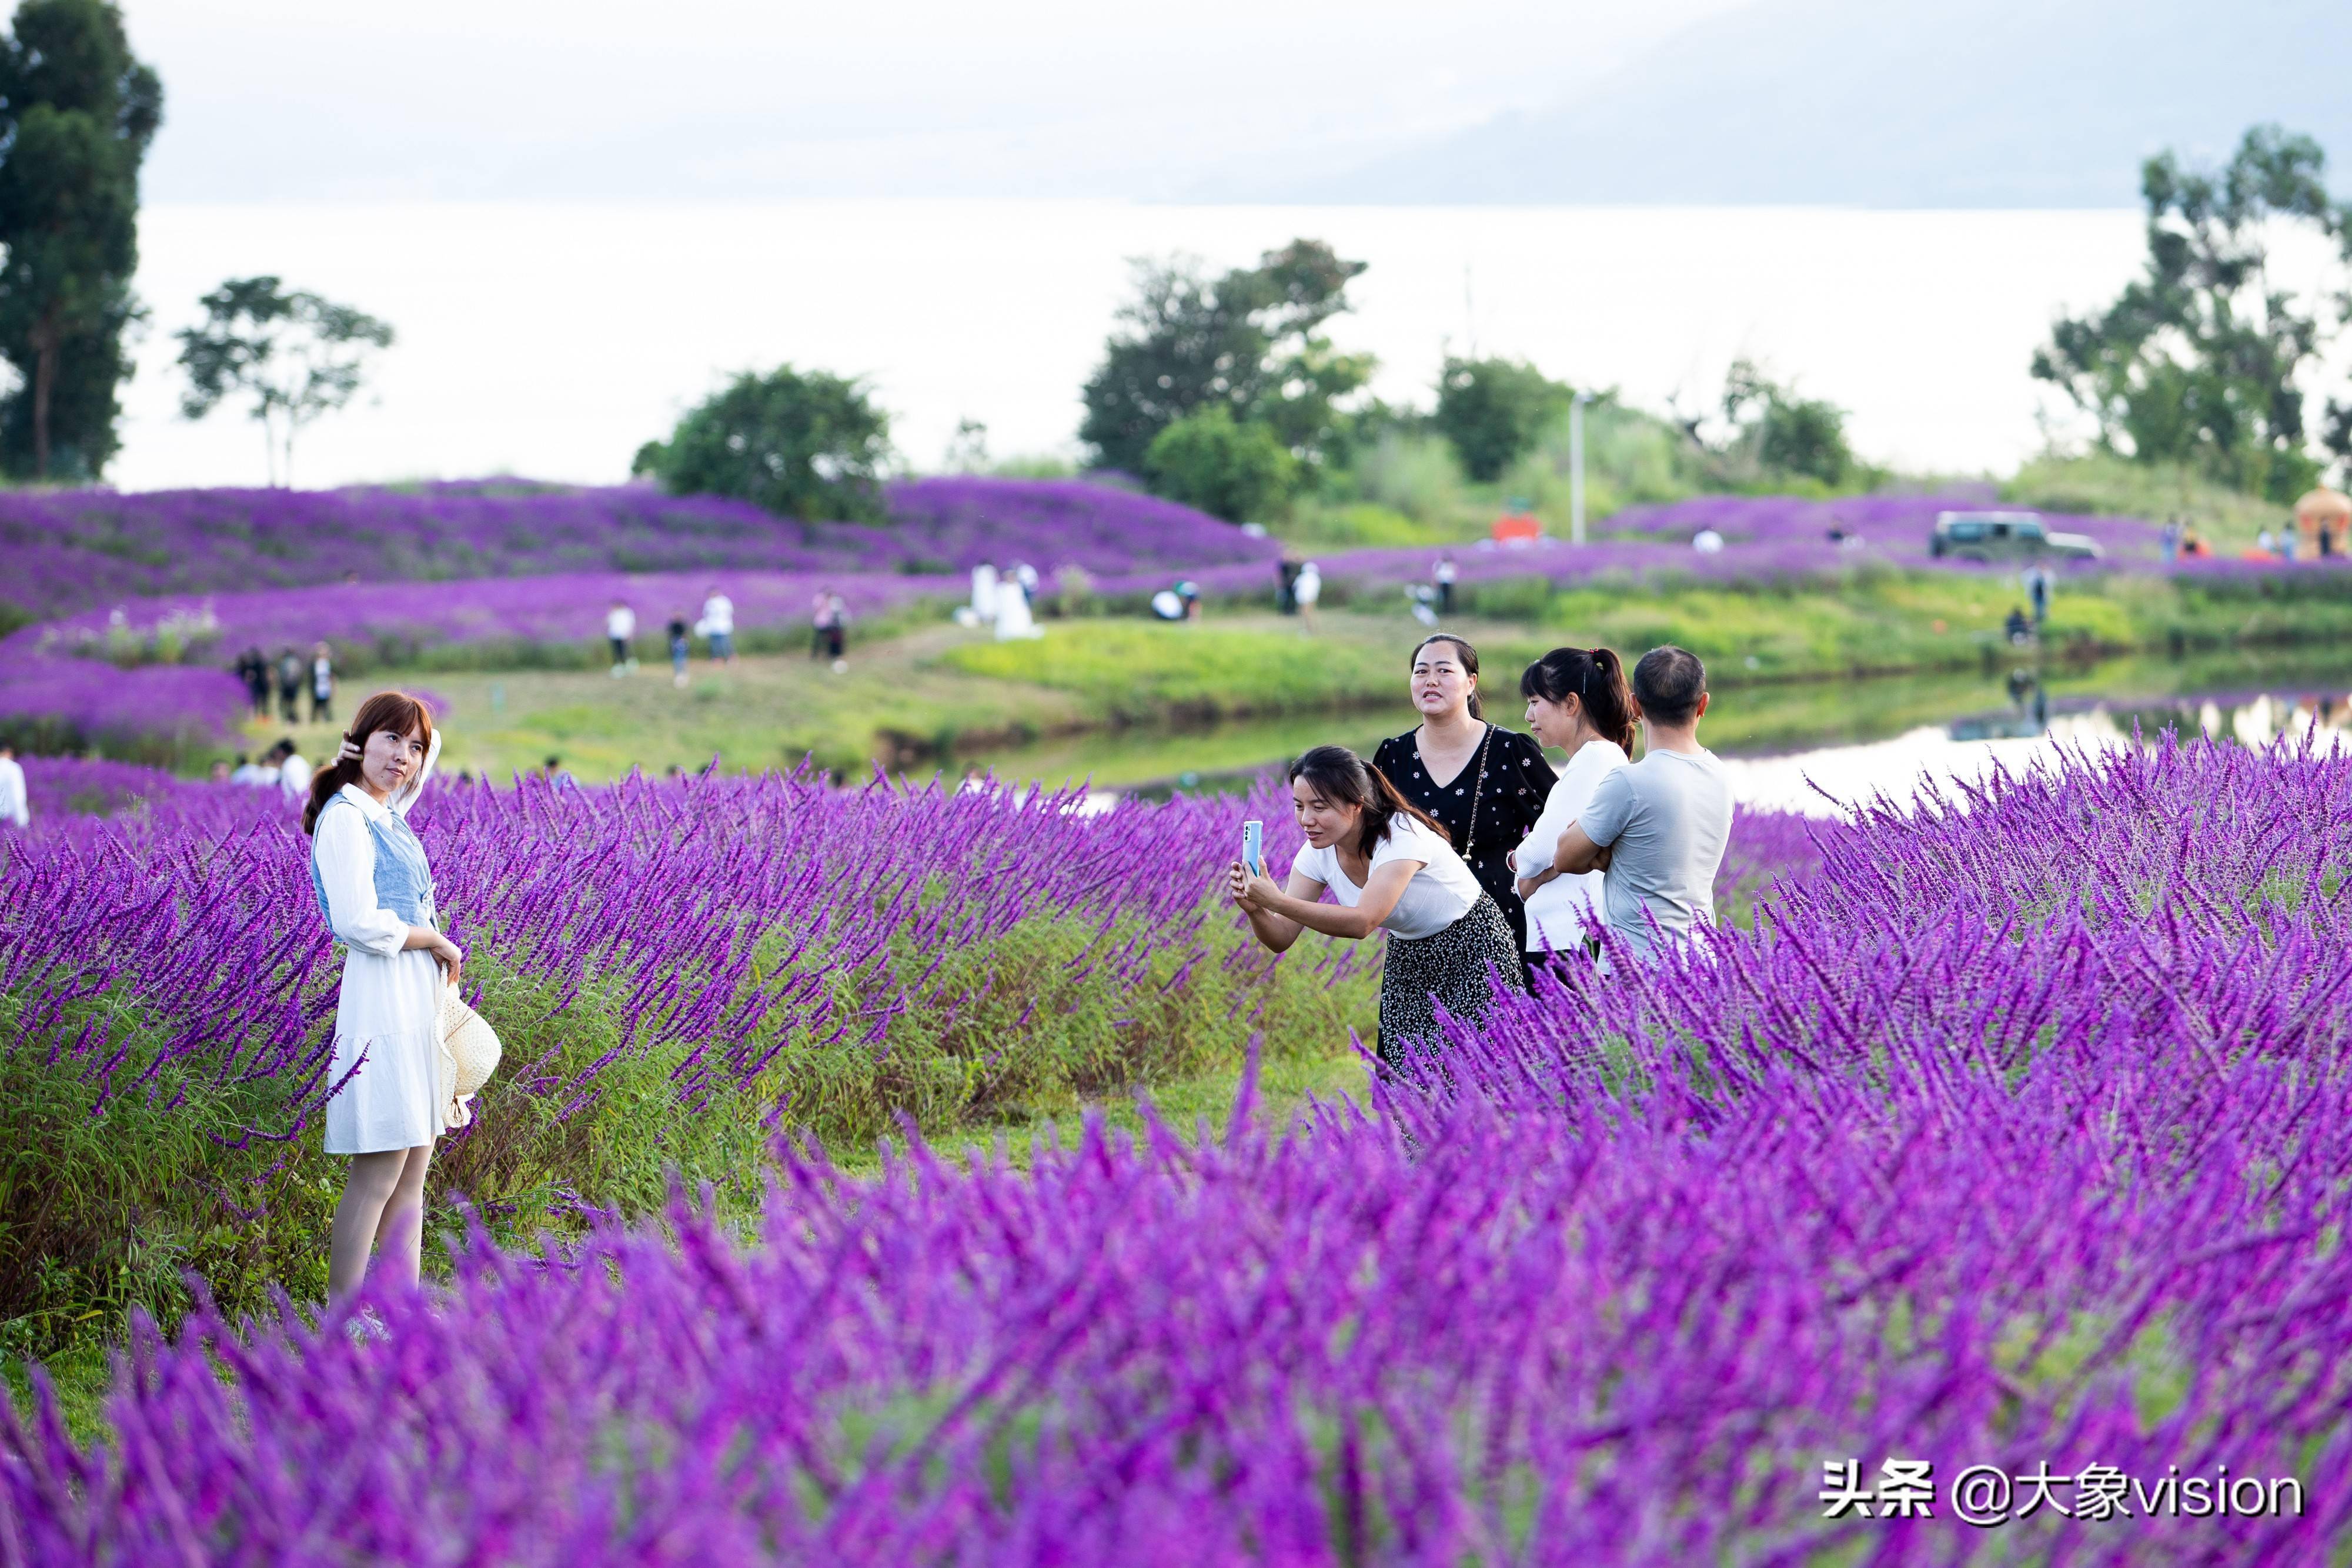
[1511,647,1635,965]
[1371,635,1555,955]
[302,690,463,1308]
[1229,744,1523,1072]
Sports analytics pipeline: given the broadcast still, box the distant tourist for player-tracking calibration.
[667,612,691,687]
[301,690,464,1310]
[237,647,272,717]
[1511,647,1635,964]
[606,599,637,676]
[1549,646,1733,963]
[970,563,1000,622]
[542,754,577,787]
[2161,517,2183,563]
[1372,635,1555,955]
[698,587,735,664]
[1434,554,1457,616]
[994,579,1041,640]
[276,740,315,801]
[811,589,848,662]
[1294,561,1322,632]
[1012,561,1040,606]
[275,646,306,723]
[2005,607,2032,644]
[2025,567,2052,625]
[208,759,232,784]
[229,751,275,787]
[1692,529,1725,554]
[310,643,336,722]
[0,742,26,830]
[1278,554,1302,615]
[1228,744,1523,1075]
[824,591,850,667]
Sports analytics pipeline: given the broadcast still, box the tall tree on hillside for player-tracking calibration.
[0,0,162,481]
[175,277,396,486]
[1078,239,1372,476]
[2033,125,2352,502]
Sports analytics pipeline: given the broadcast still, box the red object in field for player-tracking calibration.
[1492,511,1542,543]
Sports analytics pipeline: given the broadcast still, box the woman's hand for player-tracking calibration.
[431,934,465,991]
[1225,861,1285,911]
[1515,867,1556,899]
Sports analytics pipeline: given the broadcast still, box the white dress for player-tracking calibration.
[314,741,451,1155]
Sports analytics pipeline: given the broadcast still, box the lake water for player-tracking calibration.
[968,650,2352,815]
[114,202,2162,492]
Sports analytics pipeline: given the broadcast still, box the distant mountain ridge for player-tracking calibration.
[1274,0,2352,207]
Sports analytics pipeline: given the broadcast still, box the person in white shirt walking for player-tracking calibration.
[605,599,637,676]
[1549,646,1733,963]
[697,586,735,664]
[0,743,27,829]
[1510,647,1635,967]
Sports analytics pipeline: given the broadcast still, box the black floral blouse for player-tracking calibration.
[1371,724,1555,951]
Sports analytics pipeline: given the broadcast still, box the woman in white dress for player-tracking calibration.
[1511,647,1635,967]
[299,690,464,1303]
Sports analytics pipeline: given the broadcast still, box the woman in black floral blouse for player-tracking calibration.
[1371,634,1556,955]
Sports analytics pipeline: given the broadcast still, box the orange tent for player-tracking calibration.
[1492,511,1541,544]
[2294,487,2350,553]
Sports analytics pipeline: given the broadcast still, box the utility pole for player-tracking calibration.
[1569,391,1590,546]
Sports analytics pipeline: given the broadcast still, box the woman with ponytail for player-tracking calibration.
[1228,744,1524,1074]
[1512,647,1635,963]
[302,690,463,1309]
[1371,634,1555,953]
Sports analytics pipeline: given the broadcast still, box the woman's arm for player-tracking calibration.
[1238,859,1419,942]
[317,810,463,981]
[1227,862,1326,952]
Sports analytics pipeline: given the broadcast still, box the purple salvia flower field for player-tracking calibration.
[6,736,2351,1560]
[0,477,1273,622]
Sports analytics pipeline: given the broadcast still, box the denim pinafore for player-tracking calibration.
[309,792,437,932]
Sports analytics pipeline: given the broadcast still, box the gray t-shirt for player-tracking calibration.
[1576,747,1733,960]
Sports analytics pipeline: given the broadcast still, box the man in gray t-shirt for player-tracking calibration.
[1551,645,1734,961]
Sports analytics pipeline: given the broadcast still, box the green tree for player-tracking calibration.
[1432,356,1570,481]
[1668,359,1856,488]
[2033,125,2350,503]
[1079,239,1371,475]
[0,0,161,480]
[1142,405,1299,523]
[636,366,894,522]
[175,278,395,486]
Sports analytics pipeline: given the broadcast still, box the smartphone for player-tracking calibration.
[1241,819,1264,877]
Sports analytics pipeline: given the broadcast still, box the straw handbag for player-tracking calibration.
[436,982,503,1130]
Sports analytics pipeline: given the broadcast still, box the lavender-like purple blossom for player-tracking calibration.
[5,736,2350,1560]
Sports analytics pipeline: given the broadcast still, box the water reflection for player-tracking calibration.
[969,652,2352,816]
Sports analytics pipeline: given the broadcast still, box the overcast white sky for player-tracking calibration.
[129,1,1752,200]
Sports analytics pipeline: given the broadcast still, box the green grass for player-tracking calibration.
[250,566,2352,791]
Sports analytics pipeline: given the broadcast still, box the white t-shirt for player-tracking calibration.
[606,606,637,640]
[1577,747,1733,961]
[1291,814,1481,940]
[1294,566,1321,605]
[0,754,26,827]
[1510,738,1628,952]
[278,753,314,798]
[700,594,734,636]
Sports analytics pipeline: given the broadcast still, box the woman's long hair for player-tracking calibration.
[303,690,437,835]
[1409,633,1482,720]
[1519,646,1636,755]
[1289,744,1450,857]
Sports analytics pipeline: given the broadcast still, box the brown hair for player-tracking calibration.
[1409,633,1483,720]
[1288,744,1451,855]
[1519,646,1636,755]
[302,690,436,835]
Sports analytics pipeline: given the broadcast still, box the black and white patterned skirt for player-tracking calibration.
[1377,892,1525,1074]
